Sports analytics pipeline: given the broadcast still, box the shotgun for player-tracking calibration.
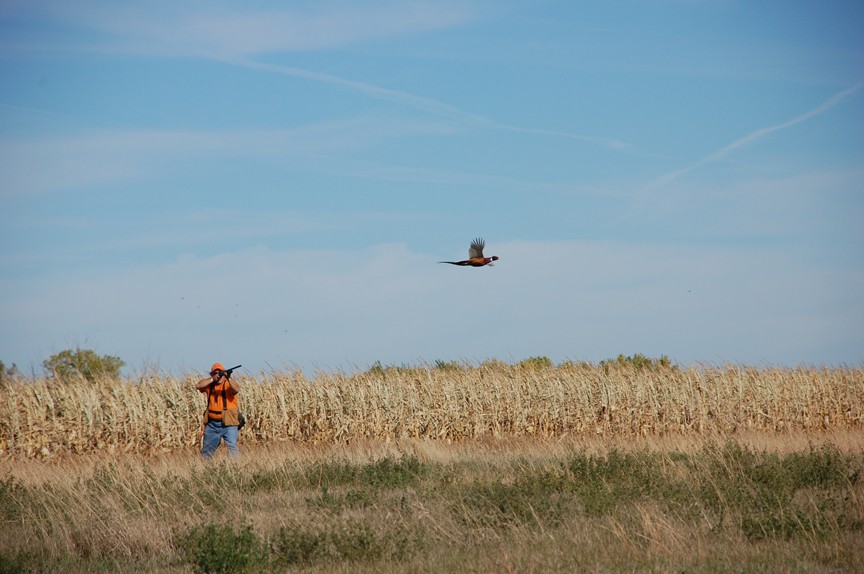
[221,364,242,379]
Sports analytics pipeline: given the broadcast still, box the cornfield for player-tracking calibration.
[2,362,863,458]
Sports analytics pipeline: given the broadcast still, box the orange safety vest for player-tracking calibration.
[202,380,239,421]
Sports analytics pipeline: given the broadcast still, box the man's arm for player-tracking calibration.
[196,377,212,391]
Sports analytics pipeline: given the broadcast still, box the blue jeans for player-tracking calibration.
[201,420,239,459]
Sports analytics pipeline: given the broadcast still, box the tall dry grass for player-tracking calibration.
[2,436,862,573]
[2,362,862,458]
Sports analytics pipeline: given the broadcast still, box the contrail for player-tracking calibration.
[224,56,633,152]
[644,82,862,193]
[226,57,488,124]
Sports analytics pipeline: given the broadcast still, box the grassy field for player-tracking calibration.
[1,362,862,572]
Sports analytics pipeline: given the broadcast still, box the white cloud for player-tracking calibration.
[0,117,459,195]
[2,2,634,153]
[14,1,479,58]
[2,240,861,375]
[0,115,630,200]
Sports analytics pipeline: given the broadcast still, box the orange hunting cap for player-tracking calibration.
[211,362,225,372]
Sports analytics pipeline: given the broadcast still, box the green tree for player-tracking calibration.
[516,356,553,369]
[599,353,676,372]
[42,347,125,383]
[0,360,19,385]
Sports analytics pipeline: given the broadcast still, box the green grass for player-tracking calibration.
[1,442,862,573]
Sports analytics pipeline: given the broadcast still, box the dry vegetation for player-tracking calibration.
[2,361,862,457]
[1,361,863,572]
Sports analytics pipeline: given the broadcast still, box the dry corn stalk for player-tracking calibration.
[2,364,862,458]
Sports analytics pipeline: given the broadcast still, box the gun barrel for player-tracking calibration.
[224,364,242,373]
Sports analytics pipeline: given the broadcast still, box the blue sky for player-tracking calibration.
[1,1,862,376]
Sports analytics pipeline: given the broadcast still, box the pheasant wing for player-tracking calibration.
[468,237,485,259]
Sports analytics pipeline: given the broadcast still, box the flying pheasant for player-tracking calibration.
[439,237,499,267]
